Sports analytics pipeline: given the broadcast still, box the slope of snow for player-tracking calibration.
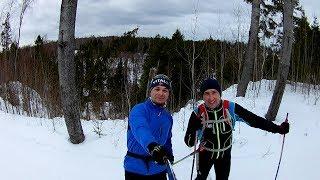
[0,80,319,180]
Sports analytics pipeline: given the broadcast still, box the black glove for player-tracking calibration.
[278,122,289,134]
[167,154,174,164]
[148,142,168,165]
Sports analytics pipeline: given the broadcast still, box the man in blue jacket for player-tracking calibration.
[124,74,174,180]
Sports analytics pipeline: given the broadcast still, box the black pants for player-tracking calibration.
[195,150,231,180]
[125,171,167,180]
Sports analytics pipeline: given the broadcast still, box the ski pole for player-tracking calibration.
[190,131,198,180]
[172,150,199,165]
[166,159,178,180]
[274,113,289,180]
[173,142,205,165]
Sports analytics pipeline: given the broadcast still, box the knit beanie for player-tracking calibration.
[149,74,172,91]
[200,78,222,96]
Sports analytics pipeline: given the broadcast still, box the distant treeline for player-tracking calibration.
[0,16,319,119]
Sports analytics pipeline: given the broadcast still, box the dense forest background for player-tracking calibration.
[0,13,319,120]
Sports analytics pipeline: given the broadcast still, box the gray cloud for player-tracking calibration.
[1,0,318,46]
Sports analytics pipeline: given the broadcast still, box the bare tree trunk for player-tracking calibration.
[57,0,84,144]
[233,5,244,84]
[3,84,9,113]
[236,0,261,97]
[266,0,294,121]
[237,43,243,85]
[220,42,225,90]
[191,1,199,109]
[178,59,182,108]
[302,22,308,94]
[14,0,33,81]
[191,40,196,106]
[258,39,267,94]
[124,58,131,114]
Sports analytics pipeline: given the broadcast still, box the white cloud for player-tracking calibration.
[300,0,320,23]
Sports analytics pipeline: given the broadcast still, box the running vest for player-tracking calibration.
[196,100,233,159]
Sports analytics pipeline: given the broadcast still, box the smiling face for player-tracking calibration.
[150,85,170,106]
[203,89,221,109]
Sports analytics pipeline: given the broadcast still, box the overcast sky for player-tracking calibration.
[1,0,319,46]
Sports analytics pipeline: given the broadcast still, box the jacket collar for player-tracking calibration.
[146,97,166,110]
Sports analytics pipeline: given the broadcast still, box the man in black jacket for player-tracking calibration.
[184,78,289,180]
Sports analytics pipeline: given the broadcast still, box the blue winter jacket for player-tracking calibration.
[124,98,173,175]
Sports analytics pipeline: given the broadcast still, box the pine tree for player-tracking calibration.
[1,13,12,53]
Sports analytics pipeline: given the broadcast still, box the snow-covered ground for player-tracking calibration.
[0,80,319,180]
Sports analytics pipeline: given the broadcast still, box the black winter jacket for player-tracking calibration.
[184,100,281,158]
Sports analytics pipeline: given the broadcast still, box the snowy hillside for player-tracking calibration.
[0,80,319,180]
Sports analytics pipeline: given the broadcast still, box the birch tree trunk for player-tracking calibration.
[266,0,294,121]
[57,0,85,144]
[236,0,261,97]
[14,0,33,81]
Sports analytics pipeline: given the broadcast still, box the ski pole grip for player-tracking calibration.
[285,113,289,123]
[166,158,171,165]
